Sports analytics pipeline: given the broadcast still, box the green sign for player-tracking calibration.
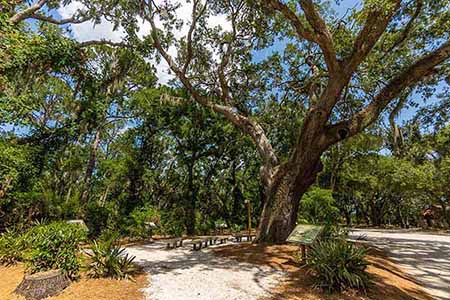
[286,224,324,245]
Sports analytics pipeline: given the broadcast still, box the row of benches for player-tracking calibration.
[165,234,256,251]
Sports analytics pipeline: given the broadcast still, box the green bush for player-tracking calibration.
[321,224,349,240]
[0,229,27,265]
[86,239,137,280]
[126,206,160,239]
[298,187,339,225]
[160,209,185,237]
[306,239,371,292]
[85,202,110,238]
[26,222,87,278]
[230,224,243,233]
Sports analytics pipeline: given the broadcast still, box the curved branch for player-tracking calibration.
[9,0,47,25]
[79,40,127,47]
[298,0,338,75]
[325,40,450,145]
[344,0,401,74]
[29,12,90,25]
[146,3,279,173]
[382,0,423,59]
[268,0,339,75]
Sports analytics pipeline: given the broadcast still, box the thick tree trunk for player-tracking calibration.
[256,157,323,244]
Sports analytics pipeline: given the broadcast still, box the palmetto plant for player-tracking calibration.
[87,240,137,280]
[306,239,371,293]
[0,229,26,266]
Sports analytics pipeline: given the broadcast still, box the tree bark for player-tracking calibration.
[186,160,197,235]
[80,129,101,204]
[15,269,69,300]
[256,152,323,243]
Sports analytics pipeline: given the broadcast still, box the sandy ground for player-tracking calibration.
[350,229,450,300]
[125,241,286,300]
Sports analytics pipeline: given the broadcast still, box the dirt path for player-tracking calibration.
[125,241,286,300]
[350,229,450,300]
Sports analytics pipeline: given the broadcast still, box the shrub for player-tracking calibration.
[321,224,349,240]
[27,222,87,278]
[86,239,137,280]
[160,209,185,237]
[298,187,339,225]
[230,224,243,233]
[85,202,110,238]
[126,206,160,239]
[0,229,27,265]
[306,239,371,292]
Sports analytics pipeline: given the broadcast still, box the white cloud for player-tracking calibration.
[58,2,124,43]
[57,1,231,85]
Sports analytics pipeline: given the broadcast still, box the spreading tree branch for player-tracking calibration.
[325,40,450,145]
[145,1,279,177]
[79,40,127,48]
[382,0,423,59]
[29,12,90,25]
[268,0,339,75]
[344,0,401,74]
[9,0,47,24]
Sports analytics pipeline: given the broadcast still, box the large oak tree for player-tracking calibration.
[7,0,450,243]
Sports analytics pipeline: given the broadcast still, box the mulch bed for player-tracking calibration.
[0,264,148,300]
[212,243,434,300]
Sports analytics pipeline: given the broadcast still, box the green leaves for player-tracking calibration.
[298,187,339,225]
[0,222,87,278]
[26,221,87,278]
[86,239,137,280]
[307,238,371,292]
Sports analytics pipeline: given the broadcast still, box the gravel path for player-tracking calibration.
[350,229,450,300]
[126,241,286,300]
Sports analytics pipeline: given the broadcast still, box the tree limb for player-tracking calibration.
[325,40,450,145]
[268,0,339,75]
[29,12,90,25]
[298,0,339,75]
[145,2,279,175]
[344,0,401,75]
[79,40,127,48]
[382,0,423,59]
[182,0,207,75]
[9,0,47,25]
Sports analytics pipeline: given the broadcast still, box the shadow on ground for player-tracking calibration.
[351,229,450,300]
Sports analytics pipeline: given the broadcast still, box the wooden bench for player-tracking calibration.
[165,238,183,249]
[192,238,209,250]
[217,235,229,244]
[233,233,256,242]
[209,236,219,245]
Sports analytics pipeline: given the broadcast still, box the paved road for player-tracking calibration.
[350,229,450,300]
